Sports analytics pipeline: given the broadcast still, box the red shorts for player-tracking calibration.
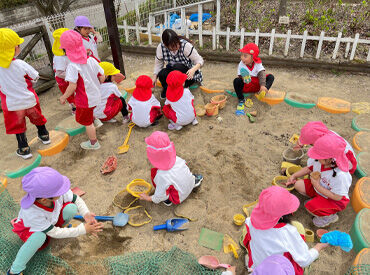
[242,77,260,93]
[2,103,47,135]
[101,95,122,122]
[304,179,349,216]
[75,107,95,126]
[56,76,75,104]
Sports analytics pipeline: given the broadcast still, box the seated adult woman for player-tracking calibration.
[153,29,204,99]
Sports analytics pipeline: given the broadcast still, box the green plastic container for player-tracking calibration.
[284,92,316,109]
[6,154,42,179]
[354,152,369,179]
[350,208,369,253]
[352,114,370,132]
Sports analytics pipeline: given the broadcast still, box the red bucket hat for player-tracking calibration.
[251,186,300,230]
[145,131,176,170]
[166,70,187,102]
[307,133,349,172]
[239,43,261,63]
[299,121,329,146]
[133,75,153,101]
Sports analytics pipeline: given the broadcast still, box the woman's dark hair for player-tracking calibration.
[278,213,293,224]
[162,29,192,48]
[104,75,112,83]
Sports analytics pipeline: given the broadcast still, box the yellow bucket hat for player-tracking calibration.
[99,62,121,76]
[52,28,69,56]
[0,28,24,68]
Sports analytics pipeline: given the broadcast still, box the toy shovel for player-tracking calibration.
[153,218,189,232]
[198,255,230,269]
[74,213,129,227]
[117,122,135,154]
[246,113,255,123]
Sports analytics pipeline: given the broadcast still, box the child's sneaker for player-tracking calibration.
[163,199,172,207]
[38,134,51,145]
[160,91,166,100]
[106,118,117,123]
[94,118,103,128]
[7,269,23,275]
[168,122,182,131]
[80,140,101,150]
[313,214,339,228]
[192,118,199,125]
[71,106,76,116]
[122,115,130,124]
[16,147,32,160]
[194,174,203,188]
[235,103,245,116]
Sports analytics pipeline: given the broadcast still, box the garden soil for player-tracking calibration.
[2,53,370,274]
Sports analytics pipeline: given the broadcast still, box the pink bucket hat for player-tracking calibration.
[145,131,176,170]
[307,133,349,172]
[59,30,87,64]
[21,167,71,209]
[299,121,329,145]
[252,255,294,275]
[251,186,300,230]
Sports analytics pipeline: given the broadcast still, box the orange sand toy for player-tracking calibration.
[255,89,285,105]
[211,95,227,109]
[205,103,219,116]
[125,86,135,93]
[29,130,69,157]
[317,97,351,114]
[353,132,370,152]
[352,248,369,269]
[351,177,369,213]
[200,86,224,94]
[195,105,206,116]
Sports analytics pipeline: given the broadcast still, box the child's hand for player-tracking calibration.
[152,75,157,87]
[259,86,268,93]
[186,68,196,80]
[84,212,97,224]
[286,175,296,186]
[293,144,303,151]
[310,177,320,188]
[85,221,103,236]
[139,193,152,201]
[59,95,67,105]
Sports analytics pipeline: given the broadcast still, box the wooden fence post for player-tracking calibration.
[316,31,325,59]
[332,32,342,59]
[147,22,152,45]
[226,27,230,51]
[300,30,307,58]
[135,21,140,44]
[123,20,129,43]
[235,0,240,32]
[284,29,291,57]
[269,29,275,55]
[240,27,245,49]
[216,0,220,48]
[350,33,360,60]
[255,28,259,46]
[212,26,216,50]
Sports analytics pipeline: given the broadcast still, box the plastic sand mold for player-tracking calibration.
[225,89,252,98]
[243,200,258,217]
[223,234,239,259]
[29,130,69,157]
[289,134,300,144]
[284,92,316,109]
[255,89,285,105]
[198,228,224,251]
[126,179,152,197]
[321,231,353,252]
[255,90,266,101]
[352,114,370,132]
[317,97,351,114]
[352,102,370,114]
[353,132,370,151]
[198,256,230,269]
[245,98,253,108]
[272,175,294,191]
[355,152,369,178]
[113,188,139,211]
[305,229,314,243]
[3,153,42,179]
[55,116,86,136]
[101,155,118,175]
[291,221,305,235]
[71,187,85,197]
[124,205,152,227]
[233,214,245,226]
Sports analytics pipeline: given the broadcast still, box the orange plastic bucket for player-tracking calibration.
[211,95,227,109]
[205,103,219,116]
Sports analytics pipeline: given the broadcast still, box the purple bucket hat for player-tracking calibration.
[252,255,294,275]
[21,167,71,209]
[74,16,92,28]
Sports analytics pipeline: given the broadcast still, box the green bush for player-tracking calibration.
[0,0,29,10]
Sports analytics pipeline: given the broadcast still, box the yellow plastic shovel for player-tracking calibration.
[117,122,135,154]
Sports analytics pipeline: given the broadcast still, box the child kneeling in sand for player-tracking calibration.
[8,167,103,275]
[286,133,352,228]
[243,186,328,274]
[139,131,203,206]
[162,70,198,131]
[233,43,274,109]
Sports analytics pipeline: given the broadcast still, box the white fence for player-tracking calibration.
[119,0,370,62]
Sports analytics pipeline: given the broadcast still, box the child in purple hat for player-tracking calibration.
[74,15,102,62]
[7,167,103,275]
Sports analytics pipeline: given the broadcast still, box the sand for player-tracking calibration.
[2,53,370,274]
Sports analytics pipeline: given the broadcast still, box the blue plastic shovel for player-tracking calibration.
[153,218,189,232]
[74,213,129,227]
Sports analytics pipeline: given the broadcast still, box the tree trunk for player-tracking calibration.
[278,0,288,17]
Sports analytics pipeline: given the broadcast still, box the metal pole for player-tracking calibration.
[102,0,125,75]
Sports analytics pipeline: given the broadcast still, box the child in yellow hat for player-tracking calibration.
[52,28,76,115]
[94,62,130,123]
[0,28,50,159]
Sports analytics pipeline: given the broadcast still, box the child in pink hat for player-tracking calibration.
[243,186,328,275]
[233,43,274,108]
[127,75,162,127]
[139,131,203,206]
[74,16,102,62]
[59,29,105,150]
[286,133,352,227]
[8,167,103,275]
[294,121,357,174]
[162,70,198,131]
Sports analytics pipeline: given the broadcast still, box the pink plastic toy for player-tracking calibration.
[198,255,230,269]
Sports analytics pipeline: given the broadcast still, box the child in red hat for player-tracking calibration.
[234,43,274,107]
[286,134,352,227]
[127,75,162,127]
[162,70,198,131]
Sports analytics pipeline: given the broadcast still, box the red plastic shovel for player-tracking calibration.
[198,255,230,269]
